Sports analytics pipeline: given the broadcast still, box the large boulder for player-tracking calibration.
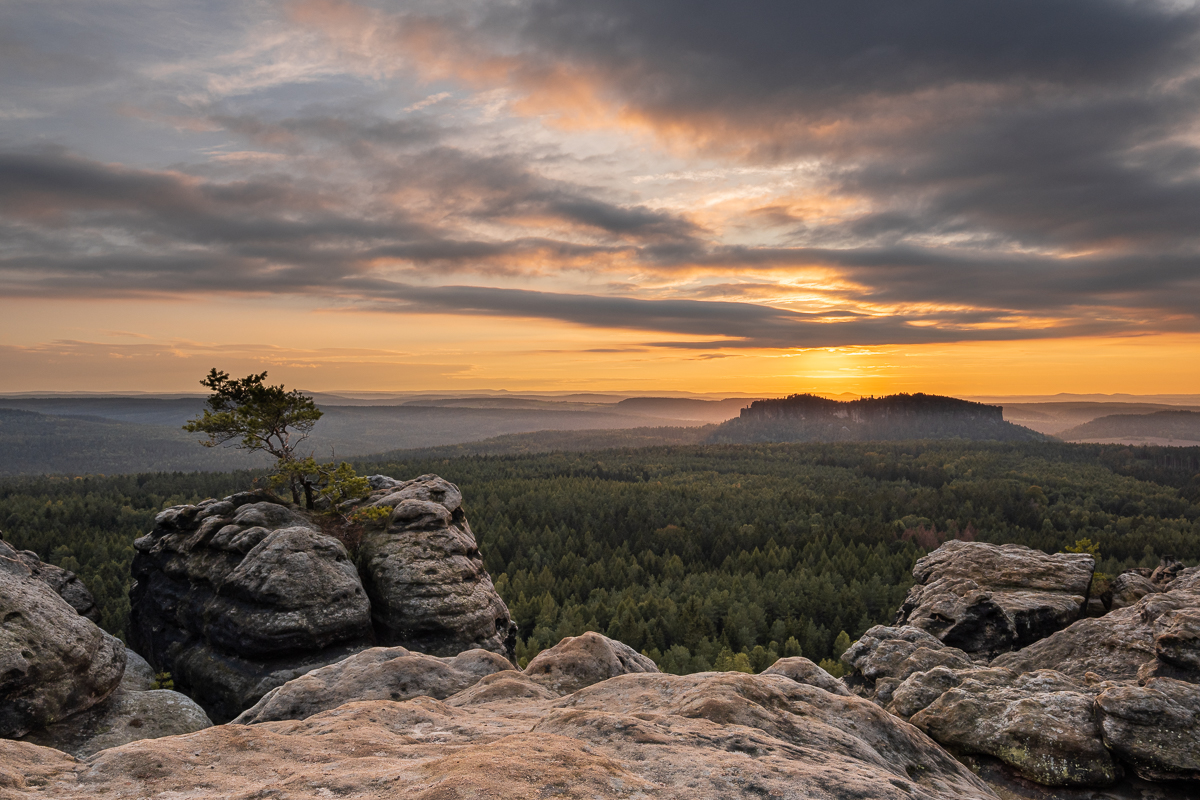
[20,687,211,759]
[0,541,125,738]
[841,625,972,705]
[359,475,514,656]
[522,631,658,694]
[761,656,851,695]
[909,669,1120,787]
[1096,677,1200,782]
[894,540,1094,656]
[992,566,1200,683]
[128,492,375,722]
[233,645,511,723]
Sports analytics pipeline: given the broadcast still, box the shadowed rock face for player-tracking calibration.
[991,567,1200,683]
[0,541,125,739]
[895,541,1095,656]
[128,477,513,722]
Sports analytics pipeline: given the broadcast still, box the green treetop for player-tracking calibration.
[184,369,323,505]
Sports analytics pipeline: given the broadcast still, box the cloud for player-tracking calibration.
[3,0,1200,359]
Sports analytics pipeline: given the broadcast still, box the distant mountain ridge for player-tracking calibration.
[708,393,1042,444]
[1059,410,1200,444]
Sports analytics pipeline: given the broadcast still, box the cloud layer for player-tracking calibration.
[2,0,1199,355]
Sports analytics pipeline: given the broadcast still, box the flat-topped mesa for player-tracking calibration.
[894,540,1095,656]
[741,392,1004,424]
[709,392,1040,443]
[128,474,513,722]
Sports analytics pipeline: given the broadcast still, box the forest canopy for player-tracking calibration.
[1,440,1197,671]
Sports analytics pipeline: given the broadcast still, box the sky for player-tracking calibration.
[2,0,1199,396]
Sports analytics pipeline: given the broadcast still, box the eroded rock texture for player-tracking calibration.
[5,546,100,622]
[523,631,658,694]
[0,645,999,800]
[128,476,513,722]
[128,492,374,722]
[908,669,1120,787]
[895,540,1094,656]
[1096,677,1200,782]
[234,646,512,724]
[360,475,514,656]
[0,541,125,739]
[992,566,1200,683]
[841,624,972,705]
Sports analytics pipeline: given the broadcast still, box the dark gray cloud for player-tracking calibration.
[4,0,1200,354]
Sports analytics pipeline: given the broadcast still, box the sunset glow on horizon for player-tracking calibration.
[3,1,1200,396]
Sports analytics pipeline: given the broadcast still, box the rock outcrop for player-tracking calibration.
[0,541,125,738]
[894,540,1094,656]
[908,669,1120,787]
[236,631,655,723]
[233,646,512,724]
[522,630,658,694]
[4,544,100,622]
[1096,677,1200,782]
[0,635,999,800]
[991,565,1200,683]
[841,625,972,705]
[128,475,513,721]
[19,683,212,759]
[361,475,514,656]
[761,656,852,695]
[845,541,1200,795]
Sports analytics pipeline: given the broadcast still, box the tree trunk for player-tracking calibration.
[303,479,315,510]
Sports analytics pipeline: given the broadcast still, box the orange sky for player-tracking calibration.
[3,1,1199,395]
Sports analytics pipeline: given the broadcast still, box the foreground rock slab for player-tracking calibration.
[0,670,999,800]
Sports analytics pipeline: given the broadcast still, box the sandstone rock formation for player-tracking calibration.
[0,647,999,800]
[19,685,212,759]
[991,565,1200,682]
[522,630,658,694]
[128,476,513,721]
[0,541,125,738]
[894,540,1094,656]
[843,542,1200,795]
[4,545,100,622]
[841,624,972,705]
[1096,677,1200,782]
[761,655,851,695]
[235,631,655,724]
[233,646,512,724]
[361,475,513,656]
[908,669,1120,787]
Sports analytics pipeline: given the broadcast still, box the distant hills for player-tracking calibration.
[0,396,744,475]
[1058,410,1200,446]
[708,393,1043,444]
[7,390,1200,476]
